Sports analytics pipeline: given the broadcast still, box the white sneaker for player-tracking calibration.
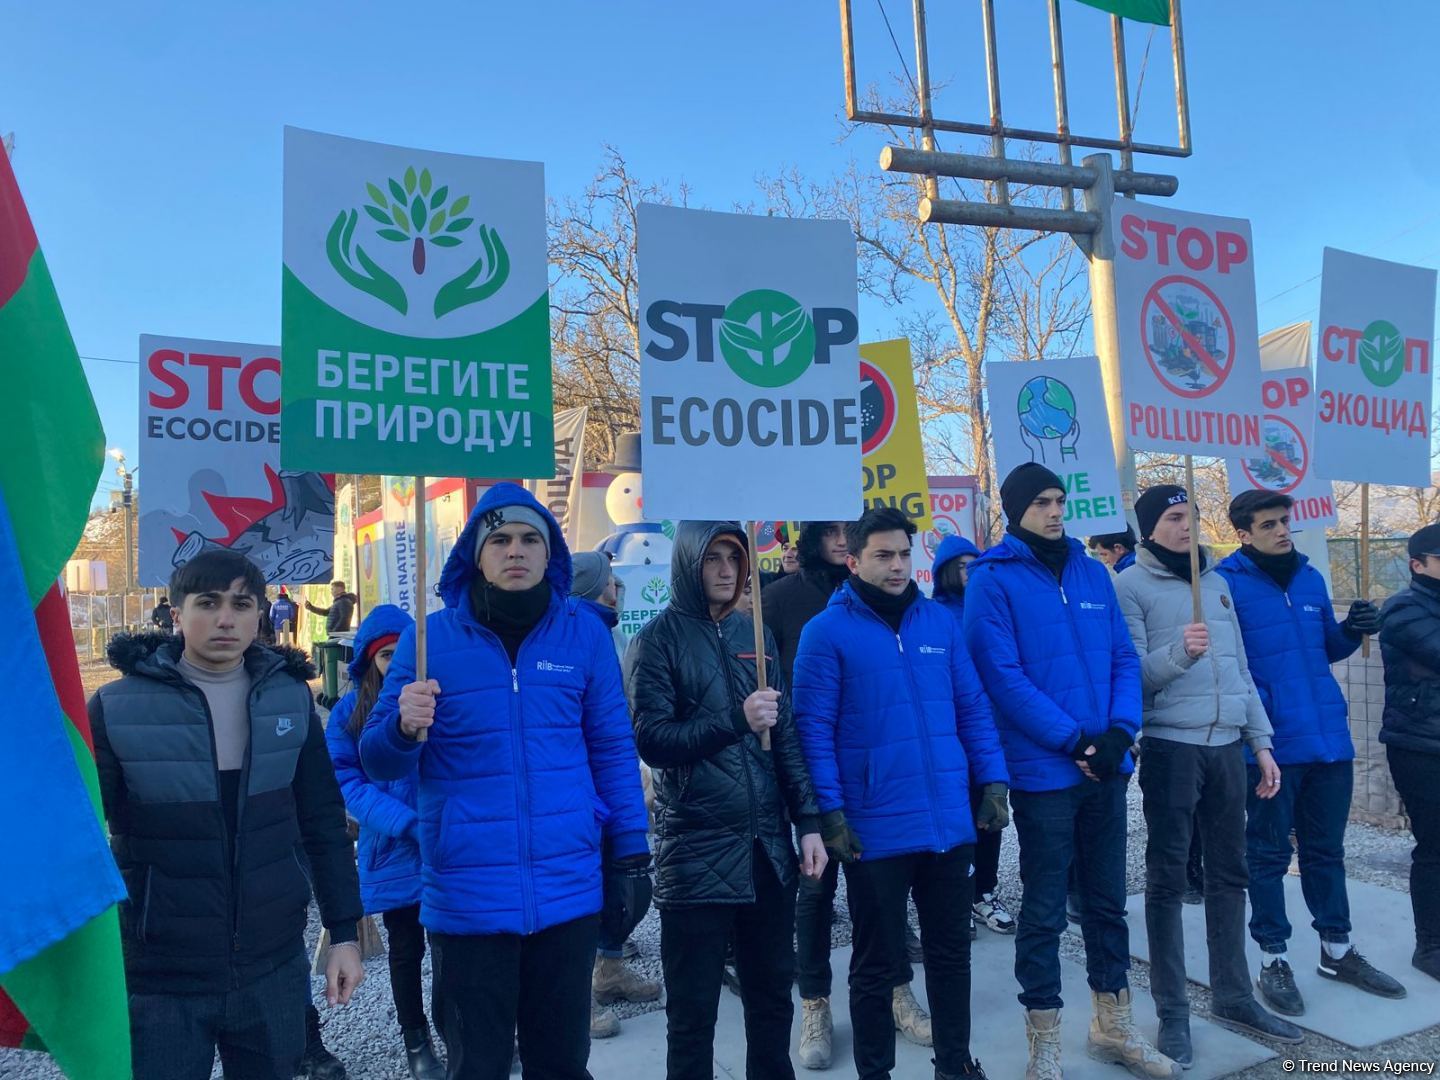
[973,892,1017,934]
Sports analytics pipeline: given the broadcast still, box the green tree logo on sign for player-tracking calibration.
[641,577,671,605]
[718,289,817,388]
[326,165,510,318]
[1358,319,1405,388]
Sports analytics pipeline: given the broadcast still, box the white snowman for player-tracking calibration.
[597,432,673,567]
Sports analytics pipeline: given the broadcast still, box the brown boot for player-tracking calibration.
[593,955,661,1004]
[590,1000,620,1039]
[1024,1009,1063,1080]
[1087,989,1181,1078]
[892,984,933,1047]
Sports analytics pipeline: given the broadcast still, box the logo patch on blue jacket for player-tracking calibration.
[1079,602,1107,611]
[275,717,295,737]
[536,660,576,674]
[918,645,946,655]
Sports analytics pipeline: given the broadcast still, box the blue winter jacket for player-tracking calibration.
[360,483,650,937]
[963,533,1142,792]
[1215,550,1359,765]
[793,582,1008,859]
[932,535,981,616]
[325,605,420,915]
[1114,550,1136,573]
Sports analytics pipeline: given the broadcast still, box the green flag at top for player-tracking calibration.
[1074,0,1171,25]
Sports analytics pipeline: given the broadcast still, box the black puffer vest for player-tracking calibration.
[91,634,359,993]
[1380,584,1440,756]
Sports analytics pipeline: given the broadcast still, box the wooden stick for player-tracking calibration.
[746,521,771,752]
[1361,482,1372,658]
[1185,455,1202,623]
[414,478,429,741]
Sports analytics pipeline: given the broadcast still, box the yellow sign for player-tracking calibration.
[860,339,932,529]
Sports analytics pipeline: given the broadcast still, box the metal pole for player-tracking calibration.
[838,0,859,119]
[123,471,134,629]
[746,521,771,752]
[1081,153,1138,522]
[911,0,939,200]
[414,478,430,741]
[979,0,1010,206]
[1110,15,1134,174]
[1170,0,1193,155]
[1361,483,1372,657]
[1047,0,1075,212]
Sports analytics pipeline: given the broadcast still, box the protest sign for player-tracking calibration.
[138,334,334,587]
[613,564,671,646]
[1111,201,1263,457]
[381,477,420,617]
[987,356,1124,535]
[913,476,984,595]
[1225,323,1336,529]
[356,517,385,614]
[523,407,587,545]
[1313,248,1437,487]
[638,204,862,521]
[860,339,932,529]
[281,127,554,477]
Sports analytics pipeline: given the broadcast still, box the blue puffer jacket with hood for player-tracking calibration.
[962,533,1142,792]
[326,604,421,915]
[793,578,1008,860]
[1215,549,1359,765]
[361,484,650,936]
[931,535,982,618]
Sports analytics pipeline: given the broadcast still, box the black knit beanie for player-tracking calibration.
[1000,462,1065,525]
[1135,485,1188,541]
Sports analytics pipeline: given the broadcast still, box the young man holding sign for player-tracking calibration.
[794,508,1007,1080]
[1217,491,1403,1013]
[964,463,1177,1080]
[1115,486,1300,1065]
[361,485,650,1080]
[624,520,826,1080]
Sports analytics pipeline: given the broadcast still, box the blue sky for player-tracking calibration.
[4,1,1438,507]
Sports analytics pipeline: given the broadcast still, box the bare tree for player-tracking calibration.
[758,90,1090,537]
[547,147,689,469]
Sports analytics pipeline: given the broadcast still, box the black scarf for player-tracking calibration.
[849,574,918,633]
[803,558,852,593]
[1008,523,1070,581]
[469,576,552,663]
[1142,539,1206,583]
[1412,573,1440,599]
[1242,544,1300,589]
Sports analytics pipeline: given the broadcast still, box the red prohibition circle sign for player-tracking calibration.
[1240,413,1308,496]
[922,514,960,561]
[860,359,898,455]
[1140,274,1237,400]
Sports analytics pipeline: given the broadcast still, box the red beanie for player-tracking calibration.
[364,632,401,665]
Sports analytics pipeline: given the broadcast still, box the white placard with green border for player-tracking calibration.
[281,127,553,476]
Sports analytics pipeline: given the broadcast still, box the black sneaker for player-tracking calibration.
[1210,1000,1304,1044]
[1318,946,1407,999]
[1257,958,1304,1016]
[938,1058,988,1079]
[296,1043,348,1080]
[1157,1017,1193,1070]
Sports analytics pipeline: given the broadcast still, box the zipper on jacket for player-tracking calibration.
[509,660,538,934]
[1056,578,1104,724]
[894,627,948,850]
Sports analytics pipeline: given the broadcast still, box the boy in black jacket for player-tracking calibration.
[90,550,363,1080]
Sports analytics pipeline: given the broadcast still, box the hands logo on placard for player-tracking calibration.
[641,577,671,605]
[1358,319,1405,388]
[718,289,816,388]
[388,477,416,509]
[326,165,509,319]
[1017,376,1080,465]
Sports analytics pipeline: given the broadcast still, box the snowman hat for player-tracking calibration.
[604,432,643,475]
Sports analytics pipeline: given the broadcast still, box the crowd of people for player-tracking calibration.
[83,465,1440,1080]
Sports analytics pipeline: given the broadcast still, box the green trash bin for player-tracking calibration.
[315,641,342,708]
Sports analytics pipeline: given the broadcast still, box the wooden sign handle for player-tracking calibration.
[414,478,429,742]
[746,521,771,752]
[1361,483,1372,659]
[1185,456,1202,623]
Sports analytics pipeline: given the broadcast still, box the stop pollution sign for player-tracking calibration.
[1111,200,1263,458]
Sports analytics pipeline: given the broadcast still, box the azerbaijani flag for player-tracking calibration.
[1075,0,1171,25]
[0,146,131,1077]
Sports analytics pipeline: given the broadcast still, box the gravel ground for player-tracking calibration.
[5,758,1433,1078]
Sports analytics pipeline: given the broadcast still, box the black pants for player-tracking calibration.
[1389,746,1440,945]
[432,914,598,1080]
[969,784,1001,898]
[383,904,431,1032]
[1138,738,1252,1017]
[660,845,797,1080]
[845,847,975,1080]
[129,951,309,1080]
[795,855,914,1000]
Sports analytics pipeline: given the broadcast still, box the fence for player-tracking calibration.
[1327,538,1411,604]
[69,590,163,660]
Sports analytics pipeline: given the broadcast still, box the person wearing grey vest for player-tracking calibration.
[90,549,364,1080]
[1115,486,1300,1066]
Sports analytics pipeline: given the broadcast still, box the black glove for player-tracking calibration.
[975,782,1010,831]
[1084,726,1135,780]
[1343,599,1380,639]
[1071,730,1099,764]
[820,809,863,863]
[606,851,653,879]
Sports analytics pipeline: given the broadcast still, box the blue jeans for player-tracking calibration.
[1012,776,1132,1011]
[1246,759,1353,951]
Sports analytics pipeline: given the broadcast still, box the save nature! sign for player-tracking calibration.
[280,127,554,477]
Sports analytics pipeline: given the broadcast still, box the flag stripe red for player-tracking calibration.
[36,585,94,752]
[0,152,39,308]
